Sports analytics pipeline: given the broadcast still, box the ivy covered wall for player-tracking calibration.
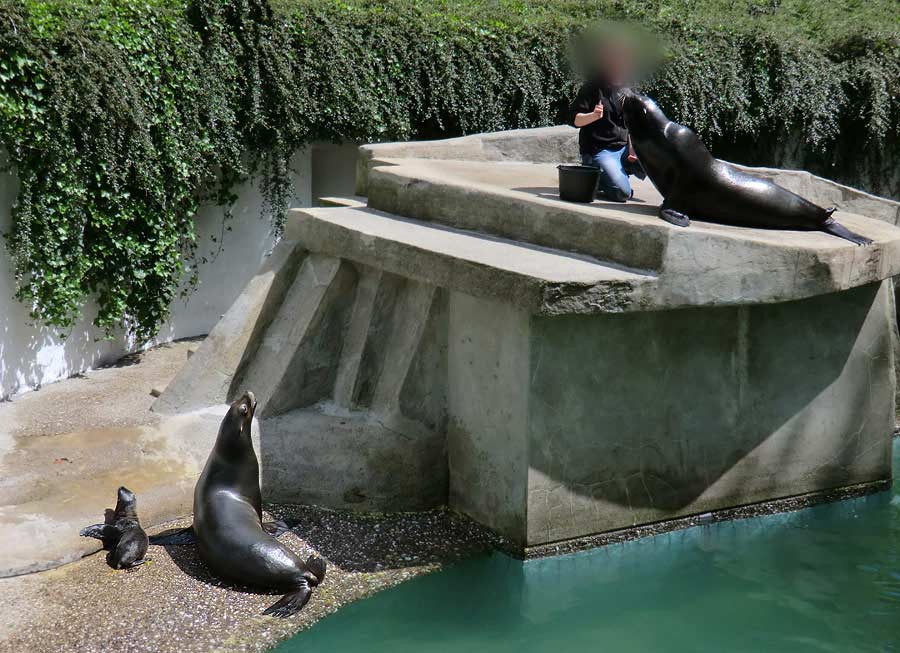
[0,0,897,341]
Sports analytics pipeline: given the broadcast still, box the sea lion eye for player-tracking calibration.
[239,403,248,415]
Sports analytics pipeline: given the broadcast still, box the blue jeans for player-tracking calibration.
[582,147,631,202]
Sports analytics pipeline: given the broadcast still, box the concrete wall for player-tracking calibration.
[0,145,360,400]
[312,142,360,203]
[445,280,896,547]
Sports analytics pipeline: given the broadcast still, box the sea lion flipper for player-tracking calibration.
[659,207,691,228]
[822,214,872,246]
[262,580,314,618]
[149,526,196,545]
[80,523,121,540]
[123,559,149,572]
[262,520,291,537]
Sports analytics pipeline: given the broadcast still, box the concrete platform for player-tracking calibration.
[156,126,900,553]
[0,342,246,577]
[364,159,900,307]
[287,206,654,316]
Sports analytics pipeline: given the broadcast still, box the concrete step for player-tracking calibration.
[362,158,900,308]
[317,195,367,208]
[286,206,655,316]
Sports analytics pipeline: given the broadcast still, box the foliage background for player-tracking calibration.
[0,0,897,340]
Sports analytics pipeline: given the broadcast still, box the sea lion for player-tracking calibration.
[620,90,872,245]
[152,392,325,617]
[80,486,149,570]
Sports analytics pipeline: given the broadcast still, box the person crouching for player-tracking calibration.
[568,37,644,202]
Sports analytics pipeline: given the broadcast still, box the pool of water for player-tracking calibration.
[276,440,900,653]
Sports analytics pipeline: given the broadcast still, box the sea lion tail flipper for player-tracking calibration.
[149,526,196,545]
[262,580,314,618]
[659,207,690,228]
[822,214,872,246]
[262,519,292,537]
[80,523,120,540]
[124,559,149,572]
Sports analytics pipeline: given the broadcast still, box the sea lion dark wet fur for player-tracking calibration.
[620,90,872,246]
[155,392,325,617]
[80,486,149,570]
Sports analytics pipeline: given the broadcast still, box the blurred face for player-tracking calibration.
[597,40,635,86]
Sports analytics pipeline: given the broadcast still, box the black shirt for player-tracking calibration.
[567,79,628,155]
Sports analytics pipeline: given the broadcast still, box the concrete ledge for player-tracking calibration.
[356,126,579,195]
[359,125,900,227]
[287,206,655,315]
[317,195,367,208]
[518,477,891,559]
[363,158,900,307]
[289,196,900,312]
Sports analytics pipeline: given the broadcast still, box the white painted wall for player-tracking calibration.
[0,145,358,400]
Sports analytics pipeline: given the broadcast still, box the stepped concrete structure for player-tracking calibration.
[155,126,900,554]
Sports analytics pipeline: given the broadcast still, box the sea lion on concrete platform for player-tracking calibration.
[80,486,149,570]
[620,90,872,245]
[154,392,325,617]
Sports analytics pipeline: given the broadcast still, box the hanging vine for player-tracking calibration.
[0,0,896,340]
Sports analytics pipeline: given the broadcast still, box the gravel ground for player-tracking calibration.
[0,505,502,653]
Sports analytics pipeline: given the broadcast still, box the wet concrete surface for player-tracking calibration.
[0,340,222,577]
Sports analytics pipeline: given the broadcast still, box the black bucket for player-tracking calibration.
[557,164,599,203]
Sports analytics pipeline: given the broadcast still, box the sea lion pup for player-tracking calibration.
[80,486,149,570]
[619,89,872,246]
[152,392,325,617]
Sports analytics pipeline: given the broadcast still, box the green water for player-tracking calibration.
[276,440,900,653]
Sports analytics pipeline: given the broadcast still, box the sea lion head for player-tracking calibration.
[114,486,139,521]
[117,486,136,505]
[223,391,257,440]
[621,89,670,139]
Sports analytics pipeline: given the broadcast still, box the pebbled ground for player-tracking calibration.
[0,505,499,653]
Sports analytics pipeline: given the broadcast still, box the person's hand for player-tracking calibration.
[593,102,604,118]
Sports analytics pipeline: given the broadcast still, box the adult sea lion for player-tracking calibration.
[80,486,149,570]
[152,392,325,617]
[620,90,872,245]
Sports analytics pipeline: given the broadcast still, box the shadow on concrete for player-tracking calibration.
[155,539,286,598]
[527,282,888,513]
[512,186,651,207]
